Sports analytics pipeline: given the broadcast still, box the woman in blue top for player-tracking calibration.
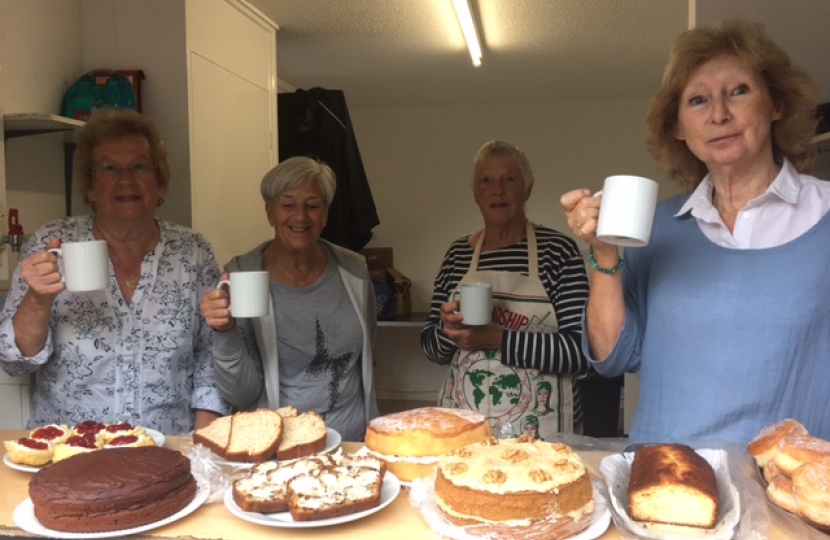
[561,19,830,443]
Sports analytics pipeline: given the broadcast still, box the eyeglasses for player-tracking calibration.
[91,161,158,180]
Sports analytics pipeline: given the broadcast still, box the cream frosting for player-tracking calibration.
[438,437,587,495]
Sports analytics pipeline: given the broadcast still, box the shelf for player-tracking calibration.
[377,312,430,328]
[3,113,84,142]
[2,113,85,216]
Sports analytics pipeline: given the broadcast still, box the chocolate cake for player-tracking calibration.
[28,446,197,533]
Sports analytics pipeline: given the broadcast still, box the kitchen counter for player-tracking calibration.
[0,430,811,539]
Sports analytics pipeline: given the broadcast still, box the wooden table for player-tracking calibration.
[0,430,807,539]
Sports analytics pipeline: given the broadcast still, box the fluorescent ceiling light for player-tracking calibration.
[452,0,482,66]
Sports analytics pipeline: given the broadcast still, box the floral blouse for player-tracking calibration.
[0,215,229,434]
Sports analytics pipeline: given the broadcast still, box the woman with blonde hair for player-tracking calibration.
[561,19,830,442]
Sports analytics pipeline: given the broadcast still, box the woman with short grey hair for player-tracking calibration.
[201,156,378,441]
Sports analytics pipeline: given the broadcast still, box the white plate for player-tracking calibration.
[13,477,209,539]
[209,427,341,468]
[223,471,401,528]
[600,448,741,540]
[3,427,166,474]
[3,453,44,474]
[144,428,166,447]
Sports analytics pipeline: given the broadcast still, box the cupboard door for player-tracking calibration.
[186,0,277,267]
[189,54,275,266]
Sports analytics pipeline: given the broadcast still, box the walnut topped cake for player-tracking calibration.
[434,435,594,526]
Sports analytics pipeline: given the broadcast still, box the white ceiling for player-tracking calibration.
[248,0,689,108]
[247,0,829,112]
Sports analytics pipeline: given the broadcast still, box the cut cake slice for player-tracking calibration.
[225,409,284,462]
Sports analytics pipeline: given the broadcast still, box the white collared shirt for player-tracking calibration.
[676,159,830,249]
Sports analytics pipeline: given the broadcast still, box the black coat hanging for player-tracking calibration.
[278,88,380,252]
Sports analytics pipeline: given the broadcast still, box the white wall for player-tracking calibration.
[350,98,685,401]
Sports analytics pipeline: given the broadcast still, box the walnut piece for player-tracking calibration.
[483,469,507,484]
[529,469,553,483]
[446,462,469,476]
[553,458,580,472]
[501,449,529,463]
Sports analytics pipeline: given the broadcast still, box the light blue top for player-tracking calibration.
[587,195,830,443]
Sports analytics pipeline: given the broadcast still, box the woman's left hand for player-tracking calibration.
[440,299,503,351]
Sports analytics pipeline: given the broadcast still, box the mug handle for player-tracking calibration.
[46,248,66,283]
[216,279,234,315]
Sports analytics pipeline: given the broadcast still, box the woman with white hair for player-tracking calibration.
[421,140,590,439]
[201,156,378,441]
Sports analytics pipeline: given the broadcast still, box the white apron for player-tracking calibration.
[438,223,575,440]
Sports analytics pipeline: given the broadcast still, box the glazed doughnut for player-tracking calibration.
[763,459,786,484]
[766,472,802,516]
[792,456,830,530]
[774,433,830,476]
[748,418,808,468]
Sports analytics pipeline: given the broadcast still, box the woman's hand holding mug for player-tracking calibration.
[21,238,66,300]
[440,283,502,351]
[562,175,659,248]
[201,272,236,332]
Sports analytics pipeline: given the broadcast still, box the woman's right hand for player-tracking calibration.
[201,273,236,332]
[560,188,619,260]
[560,189,603,244]
[21,238,65,302]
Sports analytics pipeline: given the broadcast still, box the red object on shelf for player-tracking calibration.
[8,209,23,235]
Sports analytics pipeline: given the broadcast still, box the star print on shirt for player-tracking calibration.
[305,319,353,411]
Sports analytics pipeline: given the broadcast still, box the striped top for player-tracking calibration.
[420,226,591,423]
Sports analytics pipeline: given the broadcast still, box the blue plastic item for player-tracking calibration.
[61,69,137,121]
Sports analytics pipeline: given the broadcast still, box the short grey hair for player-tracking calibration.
[260,156,336,206]
[471,140,534,196]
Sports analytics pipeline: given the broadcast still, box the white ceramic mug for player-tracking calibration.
[595,175,659,247]
[217,271,270,318]
[48,240,109,292]
[452,282,492,326]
